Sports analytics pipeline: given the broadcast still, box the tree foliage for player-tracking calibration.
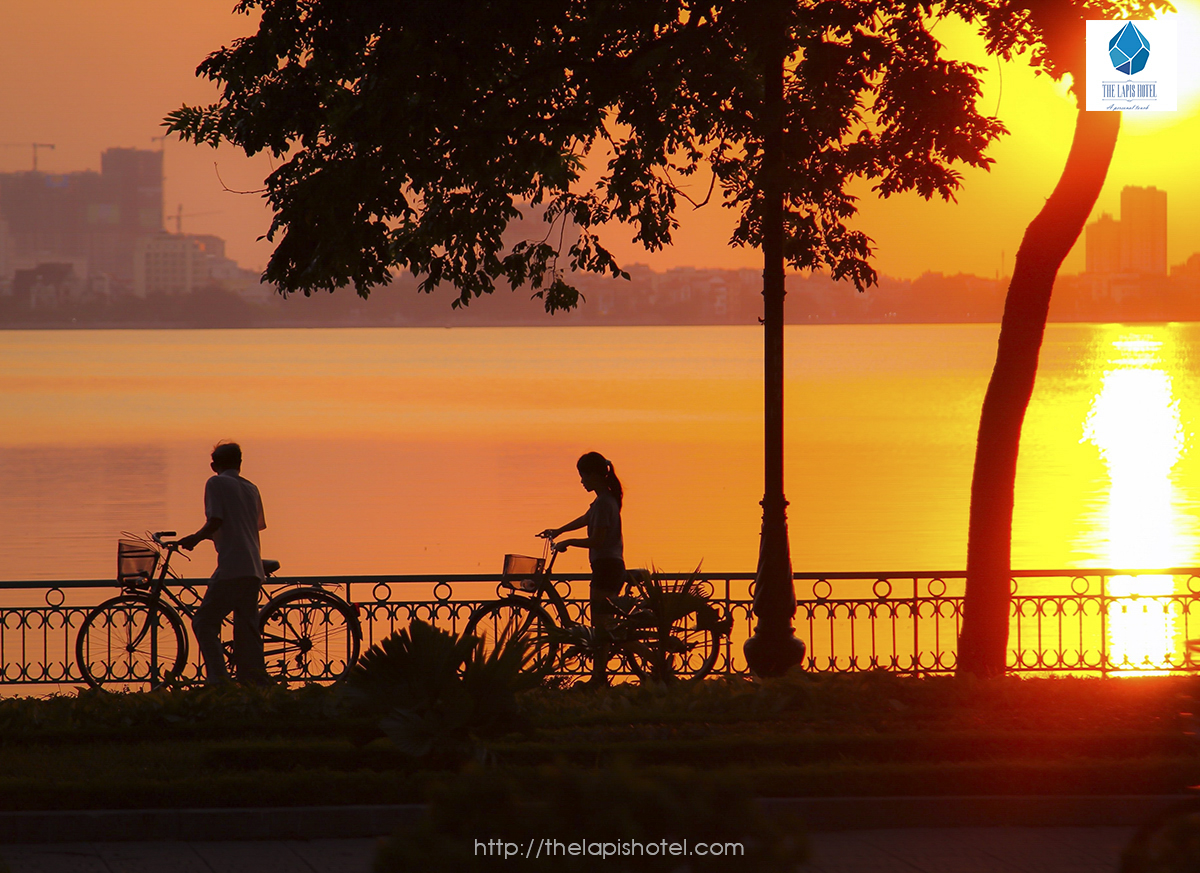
[168,0,1007,310]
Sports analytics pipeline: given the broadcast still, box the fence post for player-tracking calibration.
[725,577,733,673]
[912,576,919,675]
[1099,574,1108,678]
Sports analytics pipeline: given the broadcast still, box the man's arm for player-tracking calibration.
[178,516,221,551]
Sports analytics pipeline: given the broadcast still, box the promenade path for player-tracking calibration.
[0,827,1136,872]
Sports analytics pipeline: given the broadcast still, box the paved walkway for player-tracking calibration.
[0,839,378,873]
[0,828,1136,872]
[804,827,1135,872]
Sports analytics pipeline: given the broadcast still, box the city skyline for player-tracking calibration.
[2,1,1200,284]
[4,145,1198,312]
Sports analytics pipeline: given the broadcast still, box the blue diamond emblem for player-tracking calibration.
[1108,22,1150,75]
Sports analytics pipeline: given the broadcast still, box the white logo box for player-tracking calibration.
[1086,19,1178,112]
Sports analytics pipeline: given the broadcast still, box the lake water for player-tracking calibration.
[3,324,1200,584]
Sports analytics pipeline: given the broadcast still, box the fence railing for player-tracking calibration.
[2,568,1198,686]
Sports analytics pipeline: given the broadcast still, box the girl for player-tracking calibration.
[539,451,624,686]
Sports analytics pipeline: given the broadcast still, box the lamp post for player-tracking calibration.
[743,9,806,677]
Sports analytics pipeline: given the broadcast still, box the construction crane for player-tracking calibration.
[169,203,221,235]
[0,142,56,171]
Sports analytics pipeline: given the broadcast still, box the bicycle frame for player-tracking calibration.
[506,543,657,646]
[504,544,591,629]
[113,534,191,686]
[84,532,362,690]
[128,533,302,622]
[118,533,271,686]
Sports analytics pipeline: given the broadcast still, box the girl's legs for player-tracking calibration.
[589,558,625,685]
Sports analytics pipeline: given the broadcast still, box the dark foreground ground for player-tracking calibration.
[0,828,1137,873]
[0,673,1196,809]
[0,675,1195,871]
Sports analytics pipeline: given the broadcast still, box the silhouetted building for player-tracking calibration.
[1083,185,1169,305]
[132,231,263,298]
[1085,185,1168,277]
[12,262,79,309]
[0,148,163,285]
[133,232,209,296]
[1120,185,1167,275]
[1085,213,1122,274]
[1171,253,1200,283]
[0,216,11,279]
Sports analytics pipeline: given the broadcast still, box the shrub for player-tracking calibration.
[345,620,538,761]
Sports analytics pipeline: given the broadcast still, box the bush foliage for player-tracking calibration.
[345,619,539,761]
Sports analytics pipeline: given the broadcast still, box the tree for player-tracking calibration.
[170,0,1007,675]
[955,0,1169,678]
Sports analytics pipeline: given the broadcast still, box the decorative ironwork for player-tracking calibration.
[0,569,1198,687]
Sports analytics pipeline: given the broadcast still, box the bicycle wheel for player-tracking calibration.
[557,629,629,686]
[622,615,722,682]
[76,594,188,690]
[259,588,362,684]
[464,598,559,676]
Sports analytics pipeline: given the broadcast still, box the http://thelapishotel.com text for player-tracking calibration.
[475,838,745,859]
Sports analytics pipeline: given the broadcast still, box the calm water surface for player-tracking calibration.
[2,324,1200,586]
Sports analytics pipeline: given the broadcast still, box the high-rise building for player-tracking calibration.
[0,148,163,285]
[1084,185,1168,276]
[1119,185,1167,275]
[132,231,255,297]
[133,232,209,296]
[0,216,10,281]
[1086,213,1122,274]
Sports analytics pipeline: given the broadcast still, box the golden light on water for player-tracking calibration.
[1081,332,1186,670]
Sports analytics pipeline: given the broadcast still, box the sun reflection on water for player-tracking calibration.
[1081,331,1186,670]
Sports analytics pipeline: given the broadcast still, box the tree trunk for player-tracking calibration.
[956,109,1121,678]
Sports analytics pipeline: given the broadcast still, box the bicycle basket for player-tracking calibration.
[117,540,159,588]
[502,554,544,592]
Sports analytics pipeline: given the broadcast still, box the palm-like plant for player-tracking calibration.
[621,568,734,682]
[345,620,539,760]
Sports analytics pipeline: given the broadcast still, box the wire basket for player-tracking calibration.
[118,539,159,587]
[502,554,544,592]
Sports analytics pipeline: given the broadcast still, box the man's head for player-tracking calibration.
[210,441,242,473]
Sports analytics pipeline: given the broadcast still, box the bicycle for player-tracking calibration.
[75,532,363,690]
[464,538,730,685]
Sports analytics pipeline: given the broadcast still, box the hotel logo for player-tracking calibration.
[1108,21,1150,74]
[1086,19,1178,111]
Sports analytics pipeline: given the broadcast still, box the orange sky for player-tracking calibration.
[1,2,1198,280]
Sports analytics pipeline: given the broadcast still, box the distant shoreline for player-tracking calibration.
[5,266,1198,328]
[3,317,1196,331]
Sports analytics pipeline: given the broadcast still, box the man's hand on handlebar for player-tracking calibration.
[176,533,203,551]
[537,528,560,540]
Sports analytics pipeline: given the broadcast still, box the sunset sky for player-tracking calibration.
[2,1,1198,282]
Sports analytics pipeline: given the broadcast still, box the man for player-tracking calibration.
[178,441,270,685]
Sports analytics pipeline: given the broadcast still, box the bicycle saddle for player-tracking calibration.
[263,559,280,575]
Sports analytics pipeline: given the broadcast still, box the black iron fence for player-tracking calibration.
[3,568,1199,686]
